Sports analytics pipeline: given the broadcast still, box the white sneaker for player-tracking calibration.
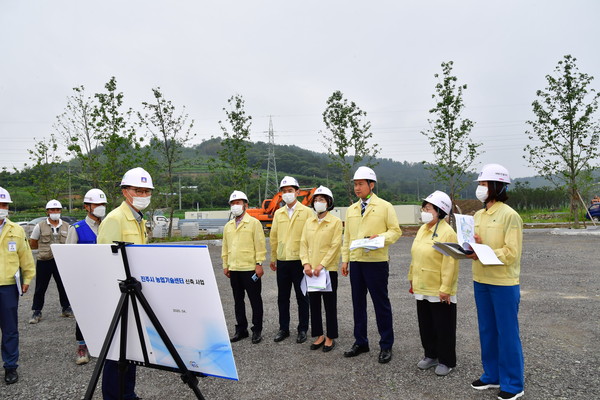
[417,357,438,370]
[76,344,90,365]
[434,363,453,376]
[29,311,42,324]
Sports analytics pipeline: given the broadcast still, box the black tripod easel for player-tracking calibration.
[84,241,206,400]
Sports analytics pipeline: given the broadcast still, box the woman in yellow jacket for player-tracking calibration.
[299,186,342,352]
[408,191,458,376]
[467,164,524,400]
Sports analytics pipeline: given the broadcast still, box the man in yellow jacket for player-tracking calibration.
[341,167,402,364]
[269,176,311,343]
[97,167,152,400]
[222,190,266,344]
[0,187,35,384]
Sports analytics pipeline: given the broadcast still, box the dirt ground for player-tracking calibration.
[1,229,598,400]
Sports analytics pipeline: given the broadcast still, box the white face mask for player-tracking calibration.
[476,186,489,203]
[92,206,106,218]
[282,192,296,205]
[230,204,244,217]
[132,196,151,211]
[49,213,61,221]
[0,209,8,219]
[314,201,328,214]
[421,211,434,224]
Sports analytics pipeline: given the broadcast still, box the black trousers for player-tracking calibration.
[31,258,70,312]
[230,270,263,333]
[416,299,457,367]
[309,271,338,339]
[276,260,309,332]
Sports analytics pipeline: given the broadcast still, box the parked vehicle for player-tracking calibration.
[246,188,317,229]
[585,203,600,222]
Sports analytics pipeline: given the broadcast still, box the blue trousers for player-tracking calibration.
[474,281,524,394]
[0,285,19,369]
[349,261,394,350]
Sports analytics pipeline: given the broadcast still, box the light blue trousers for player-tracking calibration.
[474,281,524,394]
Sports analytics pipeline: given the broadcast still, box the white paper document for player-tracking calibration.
[350,236,385,251]
[301,269,332,295]
[14,269,22,296]
[432,214,504,265]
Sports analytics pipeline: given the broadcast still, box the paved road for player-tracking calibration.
[1,230,598,399]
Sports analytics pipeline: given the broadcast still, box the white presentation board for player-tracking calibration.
[52,243,238,381]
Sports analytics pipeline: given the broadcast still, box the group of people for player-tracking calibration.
[0,167,153,399]
[222,164,525,400]
[0,163,525,400]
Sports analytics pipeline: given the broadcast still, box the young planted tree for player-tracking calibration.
[139,87,195,237]
[524,54,600,227]
[57,77,150,205]
[321,90,380,205]
[421,61,481,222]
[55,85,100,186]
[209,94,254,193]
[26,134,68,202]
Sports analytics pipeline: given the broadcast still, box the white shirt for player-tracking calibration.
[287,203,297,219]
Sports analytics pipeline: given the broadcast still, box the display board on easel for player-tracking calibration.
[53,243,238,381]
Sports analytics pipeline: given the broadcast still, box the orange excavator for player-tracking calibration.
[247,187,317,229]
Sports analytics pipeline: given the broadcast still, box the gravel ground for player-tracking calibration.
[1,230,599,400]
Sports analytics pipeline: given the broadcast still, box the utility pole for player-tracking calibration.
[264,116,279,200]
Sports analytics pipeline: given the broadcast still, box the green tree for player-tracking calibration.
[26,134,68,203]
[57,77,150,205]
[524,55,600,227]
[209,94,254,193]
[421,61,481,223]
[321,90,380,205]
[139,87,195,236]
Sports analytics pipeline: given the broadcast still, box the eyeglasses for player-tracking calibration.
[128,188,153,196]
[421,206,434,212]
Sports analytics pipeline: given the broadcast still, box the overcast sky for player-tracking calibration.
[1,0,598,179]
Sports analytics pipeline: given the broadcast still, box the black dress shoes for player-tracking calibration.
[4,368,18,384]
[273,330,290,342]
[296,331,308,344]
[251,331,262,344]
[322,340,336,353]
[343,344,370,358]
[230,330,249,343]
[378,348,392,364]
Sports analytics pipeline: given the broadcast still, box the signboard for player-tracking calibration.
[52,244,238,381]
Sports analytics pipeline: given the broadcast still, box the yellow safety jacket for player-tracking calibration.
[97,201,147,245]
[270,202,311,261]
[222,213,266,271]
[472,201,523,286]
[299,213,343,271]
[408,220,459,296]
[342,193,402,263]
[0,219,35,286]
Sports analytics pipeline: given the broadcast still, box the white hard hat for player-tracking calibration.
[229,190,248,203]
[46,199,63,209]
[280,176,299,189]
[314,186,334,201]
[476,164,511,184]
[353,166,377,182]
[0,187,13,203]
[84,188,108,204]
[423,191,452,214]
[120,167,154,189]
